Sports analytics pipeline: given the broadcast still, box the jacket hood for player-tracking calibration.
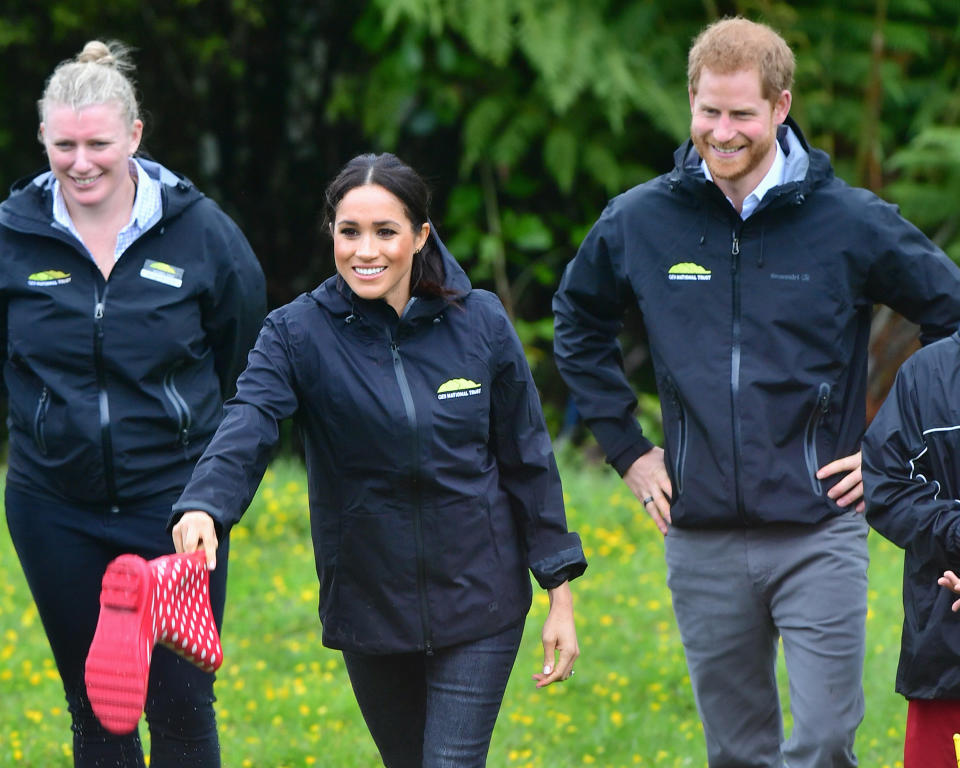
[0,156,204,232]
[669,116,833,199]
[310,224,472,319]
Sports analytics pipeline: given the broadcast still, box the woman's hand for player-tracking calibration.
[171,511,219,570]
[532,581,579,688]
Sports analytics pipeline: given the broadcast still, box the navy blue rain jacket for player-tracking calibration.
[172,232,586,654]
[0,159,266,509]
[863,332,960,699]
[554,118,960,528]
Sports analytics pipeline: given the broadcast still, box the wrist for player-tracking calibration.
[547,581,573,608]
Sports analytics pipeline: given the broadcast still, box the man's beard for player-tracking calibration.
[692,128,775,183]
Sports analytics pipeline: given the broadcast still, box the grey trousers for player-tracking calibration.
[663,510,869,768]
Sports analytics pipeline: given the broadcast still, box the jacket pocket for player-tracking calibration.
[803,382,832,494]
[32,386,50,456]
[664,377,687,496]
[162,367,193,447]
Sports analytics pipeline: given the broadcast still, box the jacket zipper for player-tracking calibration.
[389,335,434,655]
[804,382,832,494]
[729,228,747,523]
[93,285,120,513]
[665,377,687,496]
[163,366,193,446]
[33,386,50,456]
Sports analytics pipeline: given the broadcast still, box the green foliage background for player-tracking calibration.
[1,0,958,428]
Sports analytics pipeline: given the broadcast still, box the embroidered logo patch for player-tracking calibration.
[437,378,482,400]
[28,270,71,287]
[668,262,712,281]
[140,259,184,288]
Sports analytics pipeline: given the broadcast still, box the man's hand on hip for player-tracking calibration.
[623,448,673,535]
[817,450,865,513]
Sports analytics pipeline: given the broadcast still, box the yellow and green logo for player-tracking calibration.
[140,259,184,288]
[148,261,177,274]
[668,262,712,281]
[437,378,482,400]
[28,269,71,287]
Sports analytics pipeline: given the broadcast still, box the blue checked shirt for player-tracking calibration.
[52,158,162,261]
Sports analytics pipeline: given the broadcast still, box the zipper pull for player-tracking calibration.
[94,302,104,320]
[731,236,740,256]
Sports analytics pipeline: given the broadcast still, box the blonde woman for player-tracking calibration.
[0,40,265,766]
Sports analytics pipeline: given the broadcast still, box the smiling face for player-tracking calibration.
[40,101,142,218]
[689,67,791,206]
[332,184,430,316]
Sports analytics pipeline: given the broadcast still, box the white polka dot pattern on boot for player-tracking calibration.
[152,552,224,672]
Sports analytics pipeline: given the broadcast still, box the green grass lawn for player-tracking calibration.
[0,452,908,767]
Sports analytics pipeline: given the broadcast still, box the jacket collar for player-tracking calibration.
[668,116,834,203]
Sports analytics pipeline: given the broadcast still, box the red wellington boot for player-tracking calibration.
[84,551,223,734]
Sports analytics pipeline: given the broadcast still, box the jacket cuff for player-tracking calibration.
[529,533,588,589]
[609,437,655,477]
[167,499,227,537]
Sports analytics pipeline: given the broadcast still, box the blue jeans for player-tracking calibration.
[5,484,229,768]
[342,621,525,768]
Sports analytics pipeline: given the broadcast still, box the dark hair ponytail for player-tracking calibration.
[323,153,452,301]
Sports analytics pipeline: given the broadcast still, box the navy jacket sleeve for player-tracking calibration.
[488,298,587,589]
[199,204,268,398]
[170,312,299,532]
[863,356,960,566]
[863,196,960,346]
[552,201,654,475]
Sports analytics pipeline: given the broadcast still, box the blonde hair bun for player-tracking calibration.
[38,39,140,128]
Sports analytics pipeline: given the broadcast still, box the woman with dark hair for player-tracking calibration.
[169,152,586,766]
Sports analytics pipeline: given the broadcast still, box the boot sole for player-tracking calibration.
[84,554,152,735]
